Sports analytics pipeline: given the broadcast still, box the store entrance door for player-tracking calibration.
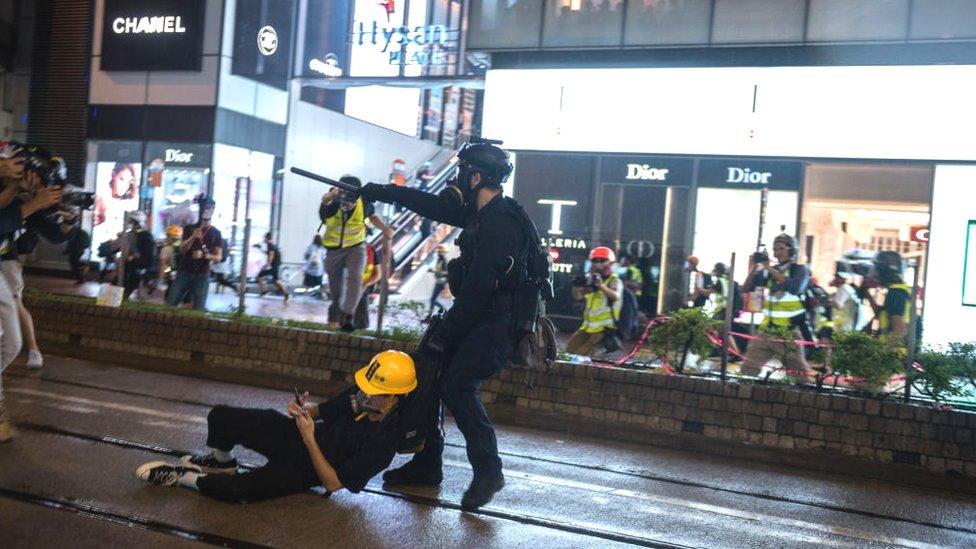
[598,184,666,315]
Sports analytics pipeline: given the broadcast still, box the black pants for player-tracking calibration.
[195,406,316,503]
[429,282,446,314]
[410,319,513,478]
[67,253,85,282]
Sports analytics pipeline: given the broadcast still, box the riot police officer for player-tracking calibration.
[359,142,528,510]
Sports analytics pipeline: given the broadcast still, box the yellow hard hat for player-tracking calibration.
[165,225,183,238]
[354,350,417,395]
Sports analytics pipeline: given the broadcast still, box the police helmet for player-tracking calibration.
[457,143,513,187]
[874,250,903,283]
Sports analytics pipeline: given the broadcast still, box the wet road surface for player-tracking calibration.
[2,356,975,548]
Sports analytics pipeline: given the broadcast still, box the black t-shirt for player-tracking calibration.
[883,286,909,327]
[314,390,400,493]
[179,223,223,274]
[265,242,282,269]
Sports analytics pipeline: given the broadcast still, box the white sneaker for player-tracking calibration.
[136,461,201,487]
[26,350,43,369]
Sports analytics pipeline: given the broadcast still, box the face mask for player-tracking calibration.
[439,165,477,210]
[350,390,391,415]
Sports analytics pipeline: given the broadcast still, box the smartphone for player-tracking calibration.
[293,387,304,405]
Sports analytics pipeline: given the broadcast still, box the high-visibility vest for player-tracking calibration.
[760,270,806,329]
[323,200,367,249]
[878,282,911,340]
[627,265,643,297]
[362,244,376,284]
[582,274,623,334]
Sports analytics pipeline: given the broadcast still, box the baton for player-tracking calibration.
[289,167,361,192]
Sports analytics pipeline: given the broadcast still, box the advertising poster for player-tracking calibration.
[92,161,142,254]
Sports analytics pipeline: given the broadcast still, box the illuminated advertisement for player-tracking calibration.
[964,221,976,307]
[92,161,142,253]
[100,0,206,71]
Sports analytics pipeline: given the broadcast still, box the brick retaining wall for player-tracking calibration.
[26,296,976,486]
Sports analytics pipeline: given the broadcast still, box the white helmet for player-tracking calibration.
[127,210,146,226]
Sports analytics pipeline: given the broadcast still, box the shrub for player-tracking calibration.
[830,331,903,393]
[913,342,976,403]
[645,308,721,370]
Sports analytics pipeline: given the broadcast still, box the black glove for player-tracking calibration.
[359,182,384,203]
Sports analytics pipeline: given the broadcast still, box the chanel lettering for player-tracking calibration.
[112,16,187,35]
[625,164,669,181]
[726,167,772,184]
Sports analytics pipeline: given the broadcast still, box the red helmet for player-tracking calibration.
[589,246,616,262]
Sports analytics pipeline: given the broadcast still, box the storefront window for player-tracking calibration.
[711,0,805,43]
[623,0,711,46]
[468,0,543,49]
[807,0,909,42]
[143,142,213,238]
[542,0,624,48]
[911,0,976,39]
[212,144,277,278]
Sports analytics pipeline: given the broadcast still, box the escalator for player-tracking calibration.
[366,153,461,294]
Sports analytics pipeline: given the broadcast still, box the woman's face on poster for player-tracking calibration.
[111,166,135,197]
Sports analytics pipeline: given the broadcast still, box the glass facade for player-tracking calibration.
[468,0,976,49]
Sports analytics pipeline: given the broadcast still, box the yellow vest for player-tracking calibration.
[323,200,367,249]
[627,265,643,297]
[879,282,911,340]
[582,274,623,334]
[713,275,729,312]
[760,271,806,329]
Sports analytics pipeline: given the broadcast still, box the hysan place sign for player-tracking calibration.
[112,16,187,34]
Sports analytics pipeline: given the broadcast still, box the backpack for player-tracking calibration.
[615,287,640,340]
[701,272,715,290]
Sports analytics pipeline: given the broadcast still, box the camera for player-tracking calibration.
[4,141,94,213]
[751,250,769,264]
[571,273,601,290]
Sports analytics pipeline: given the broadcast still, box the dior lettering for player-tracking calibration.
[112,16,187,35]
[726,167,772,184]
[165,149,193,163]
[625,164,669,181]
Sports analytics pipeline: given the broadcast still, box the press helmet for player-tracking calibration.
[165,225,183,238]
[354,350,418,395]
[589,246,616,262]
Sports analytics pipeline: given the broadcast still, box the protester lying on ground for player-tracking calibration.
[136,350,417,503]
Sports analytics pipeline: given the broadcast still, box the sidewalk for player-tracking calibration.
[24,273,389,328]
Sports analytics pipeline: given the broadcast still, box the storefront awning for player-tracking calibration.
[295,75,484,90]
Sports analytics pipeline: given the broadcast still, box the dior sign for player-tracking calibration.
[625,164,670,181]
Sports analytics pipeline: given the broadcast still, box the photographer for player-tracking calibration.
[0,156,72,442]
[166,196,222,311]
[566,246,622,356]
[740,234,817,380]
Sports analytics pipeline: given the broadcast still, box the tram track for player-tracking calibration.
[10,421,692,549]
[8,369,976,538]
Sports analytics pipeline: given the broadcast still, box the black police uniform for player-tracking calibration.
[361,183,526,482]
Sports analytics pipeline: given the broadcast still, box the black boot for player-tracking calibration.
[461,473,505,510]
[382,460,443,486]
